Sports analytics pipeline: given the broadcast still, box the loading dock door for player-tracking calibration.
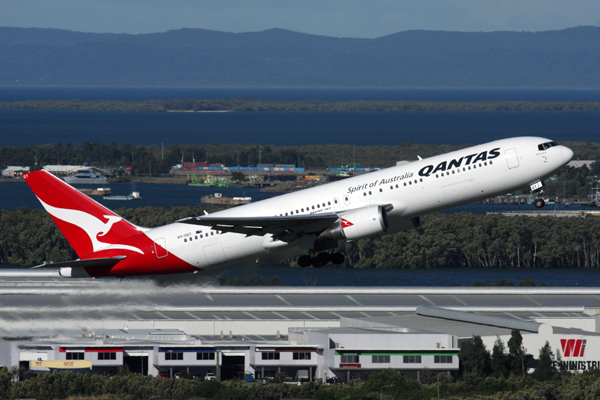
[124,351,148,375]
[221,354,245,381]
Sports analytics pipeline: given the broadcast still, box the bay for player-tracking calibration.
[1,109,599,147]
[2,180,596,214]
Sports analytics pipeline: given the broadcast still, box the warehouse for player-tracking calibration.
[2,270,600,381]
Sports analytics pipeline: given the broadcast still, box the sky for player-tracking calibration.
[1,0,599,38]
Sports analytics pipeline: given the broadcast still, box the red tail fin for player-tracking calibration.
[23,170,143,257]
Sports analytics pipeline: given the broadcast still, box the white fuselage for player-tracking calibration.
[144,137,573,271]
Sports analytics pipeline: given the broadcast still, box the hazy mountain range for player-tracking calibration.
[1,26,599,88]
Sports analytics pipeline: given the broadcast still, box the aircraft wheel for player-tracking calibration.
[298,255,312,268]
[330,252,345,265]
[312,252,329,268]
[534,198,545,209]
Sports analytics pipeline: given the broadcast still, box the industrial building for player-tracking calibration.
[1,270,600,381]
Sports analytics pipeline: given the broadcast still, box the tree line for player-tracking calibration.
[6,98,600,112]
[2,207,600,269]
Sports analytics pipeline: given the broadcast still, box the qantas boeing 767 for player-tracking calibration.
[23,137,573,278]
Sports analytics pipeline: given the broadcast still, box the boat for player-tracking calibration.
[63,169,108,184]
[78,187,112,196]
[201,193,251,206]
[103,191,141,201]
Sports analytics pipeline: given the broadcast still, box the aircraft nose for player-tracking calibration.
[561,146,574,164]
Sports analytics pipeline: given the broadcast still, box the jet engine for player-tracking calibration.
[59,267,91,278]
[318,205,389,241]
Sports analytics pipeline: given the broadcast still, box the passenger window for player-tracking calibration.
[369,191,372,195]
[379,188,382,192]
[390,186,393,190]
[363,193,367,196]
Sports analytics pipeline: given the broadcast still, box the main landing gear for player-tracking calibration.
[533,198,545,209]
[298,252,345,268]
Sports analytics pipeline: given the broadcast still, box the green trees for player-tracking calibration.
[6,98,600,113]
[459,336,492,376]
[3,207,600,268]
[491,337,509,377]
[532,341,558,381]
[507,330,528,377]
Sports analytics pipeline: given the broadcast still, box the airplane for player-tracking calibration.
[23,136,573,278]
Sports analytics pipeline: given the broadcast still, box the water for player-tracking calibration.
[1,87,598,286]
[1,109,599,147]
[200,264,600,287]
[2,180,596,214]
[0,181,279,211]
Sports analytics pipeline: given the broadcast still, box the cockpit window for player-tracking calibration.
[538,141,558,151]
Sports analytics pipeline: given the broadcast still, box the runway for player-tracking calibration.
[0,269,597,329]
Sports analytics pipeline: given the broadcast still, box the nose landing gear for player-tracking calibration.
[297,252,345,268]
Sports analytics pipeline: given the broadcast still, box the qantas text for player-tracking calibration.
[418,148,501,177]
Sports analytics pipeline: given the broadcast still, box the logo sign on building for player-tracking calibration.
[561,339,586,358]
[557,339,600,371]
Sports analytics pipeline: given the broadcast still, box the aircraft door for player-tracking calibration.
[204,243,227,266]
[154,238,168,258]
[343,195,351,206]
[505,148,520,169]
[333,197,340,208]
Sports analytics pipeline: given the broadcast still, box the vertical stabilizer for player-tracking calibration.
[23,170,143,257]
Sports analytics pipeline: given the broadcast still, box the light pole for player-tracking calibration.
[437,373,446,399]
[380,384,393,400]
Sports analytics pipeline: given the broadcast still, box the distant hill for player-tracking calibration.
[1,26,600,88]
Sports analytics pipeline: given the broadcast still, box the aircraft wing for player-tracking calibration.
[178,213,339,239]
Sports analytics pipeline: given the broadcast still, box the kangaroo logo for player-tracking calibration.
[39,198,144,255]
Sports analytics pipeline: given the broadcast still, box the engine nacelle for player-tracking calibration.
[319,205,389,241]
[59,267,91,278]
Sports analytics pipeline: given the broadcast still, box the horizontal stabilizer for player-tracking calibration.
[32,256,126,269]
